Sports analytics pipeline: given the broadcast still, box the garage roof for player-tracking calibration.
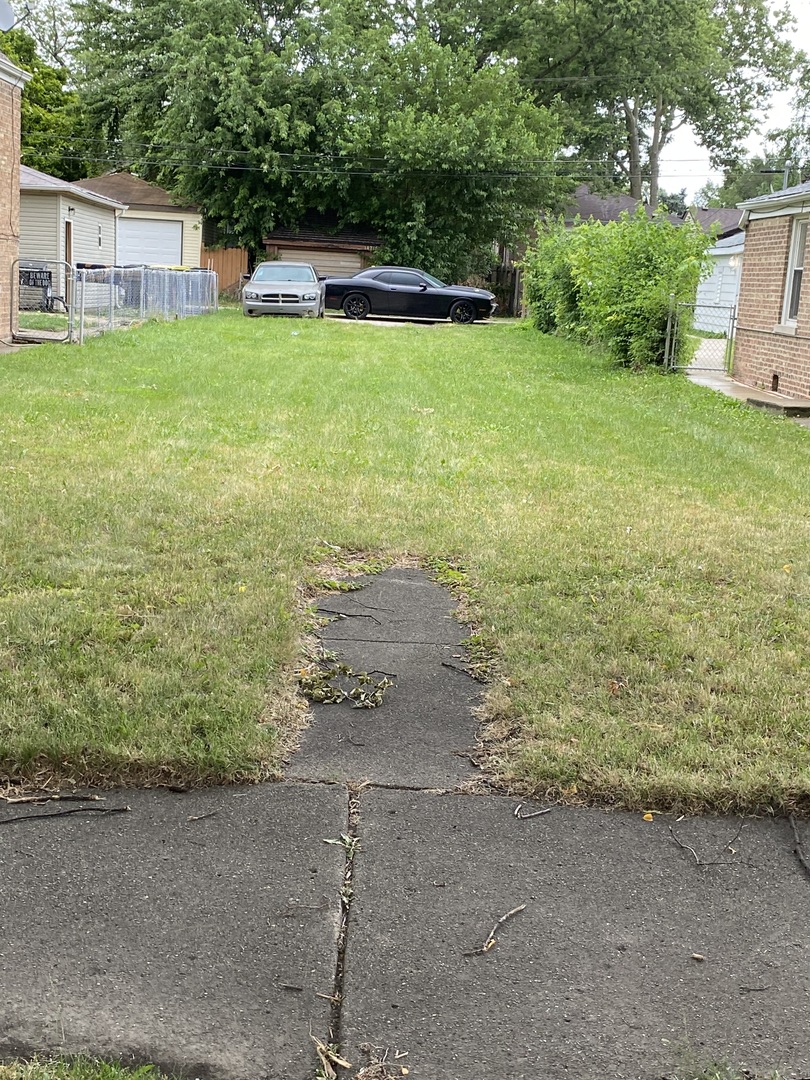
[20,165,127,211]
[77,172,198,213]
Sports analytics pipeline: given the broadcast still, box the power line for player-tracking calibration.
[20,149,715,182]
[18,133,719,165]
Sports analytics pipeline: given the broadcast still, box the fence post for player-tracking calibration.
[139,268,145,320]
[78,270,86,346]
[663,292,676,370]
[108,269,115,332]
[67,263,75,343]
[725,305,737,374]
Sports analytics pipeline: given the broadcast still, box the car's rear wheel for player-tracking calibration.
[343,293,371,319]
[449,299,476,325]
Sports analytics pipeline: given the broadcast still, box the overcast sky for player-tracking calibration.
[659,0,808,203]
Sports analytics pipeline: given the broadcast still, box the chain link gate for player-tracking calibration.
[664,298,737,374]
[12,259,75,343]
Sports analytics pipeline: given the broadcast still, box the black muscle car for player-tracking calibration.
[324,266,497,323]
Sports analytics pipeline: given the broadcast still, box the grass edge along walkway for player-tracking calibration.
[2,313,810,813]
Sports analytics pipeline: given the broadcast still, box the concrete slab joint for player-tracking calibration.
[3,569,810,1079]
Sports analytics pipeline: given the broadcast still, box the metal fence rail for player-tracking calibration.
[75,266,219,342]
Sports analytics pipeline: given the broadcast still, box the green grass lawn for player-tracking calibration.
[17,311,70,333]
[2,311,810,811]
[0,1061,168,1080]
[0,1059,778,1080]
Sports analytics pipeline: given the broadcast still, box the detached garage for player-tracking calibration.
[118,217,183,265]
[263,216,381,277]
[77,173,202,267]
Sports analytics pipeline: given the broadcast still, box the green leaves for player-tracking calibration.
[0,28,91,181]
[70,0,562,277]
[523,208,712,367]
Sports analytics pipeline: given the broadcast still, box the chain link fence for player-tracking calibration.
[13,260,74,343]
[75,266,219,343]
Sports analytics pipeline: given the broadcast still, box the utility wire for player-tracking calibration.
[19,133,719,165]
[20,151,705,181]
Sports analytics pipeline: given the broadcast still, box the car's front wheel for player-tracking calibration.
[343,293,371,320]
[449,299,476,325]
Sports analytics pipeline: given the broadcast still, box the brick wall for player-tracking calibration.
[734,215,810,398]
[0,75,23,343]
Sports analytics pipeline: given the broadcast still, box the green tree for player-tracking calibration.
[391,0,797,207]
[73,0,562,278]
[659,188,688,215]
[696,154,799,207]
[0,27,89,180]
[525,0,796,208]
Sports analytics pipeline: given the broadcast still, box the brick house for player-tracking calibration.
[0,48,31,342]
[734,182,810,397]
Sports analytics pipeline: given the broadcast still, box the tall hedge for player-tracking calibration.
[522,208,712,367]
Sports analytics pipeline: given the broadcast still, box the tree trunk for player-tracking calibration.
[647,95,664,209]
[623,98,643,200]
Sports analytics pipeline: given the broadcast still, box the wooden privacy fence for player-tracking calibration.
[486,265,523,317]
[201,245,249,294]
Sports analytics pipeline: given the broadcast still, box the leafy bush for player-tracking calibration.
[522,207,712,367]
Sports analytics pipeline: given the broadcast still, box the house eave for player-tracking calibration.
[21,184,127,212]
[738,185,810,223]
[0,54,32,87]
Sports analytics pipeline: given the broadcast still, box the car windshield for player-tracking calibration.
[421,271,446,288]
[252,264,316,283]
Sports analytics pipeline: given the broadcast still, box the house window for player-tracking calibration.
[98,225,103,249]
[783,217,808,324]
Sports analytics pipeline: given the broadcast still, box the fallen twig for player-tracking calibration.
[464,903,527,956]
[669,819,746,867]
[316,608,381,624]
[789,814,810,881]
[441,660,478,679]
[345,595,395,614]
[187,810,219,822]
[513,803,552,820]
[0,805,130,825]
[739,984,772,992]
[0,793,104,805]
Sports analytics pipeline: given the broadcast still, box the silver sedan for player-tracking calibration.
[242,262,325,318]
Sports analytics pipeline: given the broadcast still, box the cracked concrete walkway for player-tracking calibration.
[2,569,810,1080]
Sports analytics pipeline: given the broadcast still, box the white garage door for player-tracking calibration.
[117,219,183,265]
[278,247,363,278]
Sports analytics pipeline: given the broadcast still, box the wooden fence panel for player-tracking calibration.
[201,245,249,293]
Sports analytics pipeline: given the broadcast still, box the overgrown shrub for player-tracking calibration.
[522,207,712,367]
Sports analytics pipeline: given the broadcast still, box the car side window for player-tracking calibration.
[372,272,393,283]
[389,272,423,286]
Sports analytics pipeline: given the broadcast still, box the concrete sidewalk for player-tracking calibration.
[685,355,810,421]
[2,571,810,1080]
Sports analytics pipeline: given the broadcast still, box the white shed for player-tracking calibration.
[19,165,126,301]
[694,231,745,332]
[77,173,202,267]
